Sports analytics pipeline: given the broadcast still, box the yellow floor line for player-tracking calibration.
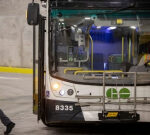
[0,67,33,74]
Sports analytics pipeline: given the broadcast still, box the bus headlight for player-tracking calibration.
[59,90,65,96]
[51,81,61,91]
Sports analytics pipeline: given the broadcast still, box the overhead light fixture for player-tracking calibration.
[107,26,116,30]
[71,26,75,30]
[59,18,64,22]
[130,26,136,29]
[97,26,101,29]
[85,17,91,20]
[71,25,77,30]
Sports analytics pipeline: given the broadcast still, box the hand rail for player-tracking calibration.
[74,70,123,75]
[64,67,83,74]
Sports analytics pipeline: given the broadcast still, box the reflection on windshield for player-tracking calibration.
[50,11,150,85]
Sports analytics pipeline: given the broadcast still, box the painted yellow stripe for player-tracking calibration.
[0,67,33,74]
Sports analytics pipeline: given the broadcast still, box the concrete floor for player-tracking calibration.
[0,73,150,135]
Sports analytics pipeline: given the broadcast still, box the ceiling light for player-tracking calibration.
[71,26,75,30]
[73,25,77,27]
[107,26,116,30]
[97,26,101,29]
[85,17,91,20]
[130,26,136,29]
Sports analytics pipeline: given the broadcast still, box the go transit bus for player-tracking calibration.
[27,0,150,125]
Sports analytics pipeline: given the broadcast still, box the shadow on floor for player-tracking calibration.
[43,122,150,135]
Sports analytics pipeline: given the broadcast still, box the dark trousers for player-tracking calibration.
[0,109,11,126]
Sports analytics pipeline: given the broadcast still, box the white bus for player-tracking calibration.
[27,0,150,125]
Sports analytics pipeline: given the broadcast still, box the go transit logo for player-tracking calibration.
[106,88,130,99]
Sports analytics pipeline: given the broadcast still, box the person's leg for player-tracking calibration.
[0,109,11,126]
[0,109,15,135]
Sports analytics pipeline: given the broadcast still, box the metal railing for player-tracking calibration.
[75,72,150,113]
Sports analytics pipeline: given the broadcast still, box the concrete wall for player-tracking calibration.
[0,0,38,68]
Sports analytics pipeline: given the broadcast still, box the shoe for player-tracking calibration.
[4,122,15,135]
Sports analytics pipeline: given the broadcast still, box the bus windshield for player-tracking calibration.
[50,9,150,85]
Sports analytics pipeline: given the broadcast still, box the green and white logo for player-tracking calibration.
[106,88,130,99]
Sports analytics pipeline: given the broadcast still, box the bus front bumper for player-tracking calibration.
[45,99,85,122]
[44,99,140,123]
[98,111,140,123]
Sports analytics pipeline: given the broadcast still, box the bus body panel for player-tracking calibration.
[44,77,150,122]
[29,0,150,124]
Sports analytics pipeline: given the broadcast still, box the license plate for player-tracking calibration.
[107,112,118,118]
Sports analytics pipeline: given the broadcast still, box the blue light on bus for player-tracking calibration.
[104,62,107,70]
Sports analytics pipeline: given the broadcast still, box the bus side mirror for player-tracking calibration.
[27,3,39,25]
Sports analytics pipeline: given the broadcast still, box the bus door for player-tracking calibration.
[27,2,45,120]
[33,16,45,120]
[37,15,45,121]
[32,15,45,120]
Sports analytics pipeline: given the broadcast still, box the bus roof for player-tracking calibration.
[48,0,150,10]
